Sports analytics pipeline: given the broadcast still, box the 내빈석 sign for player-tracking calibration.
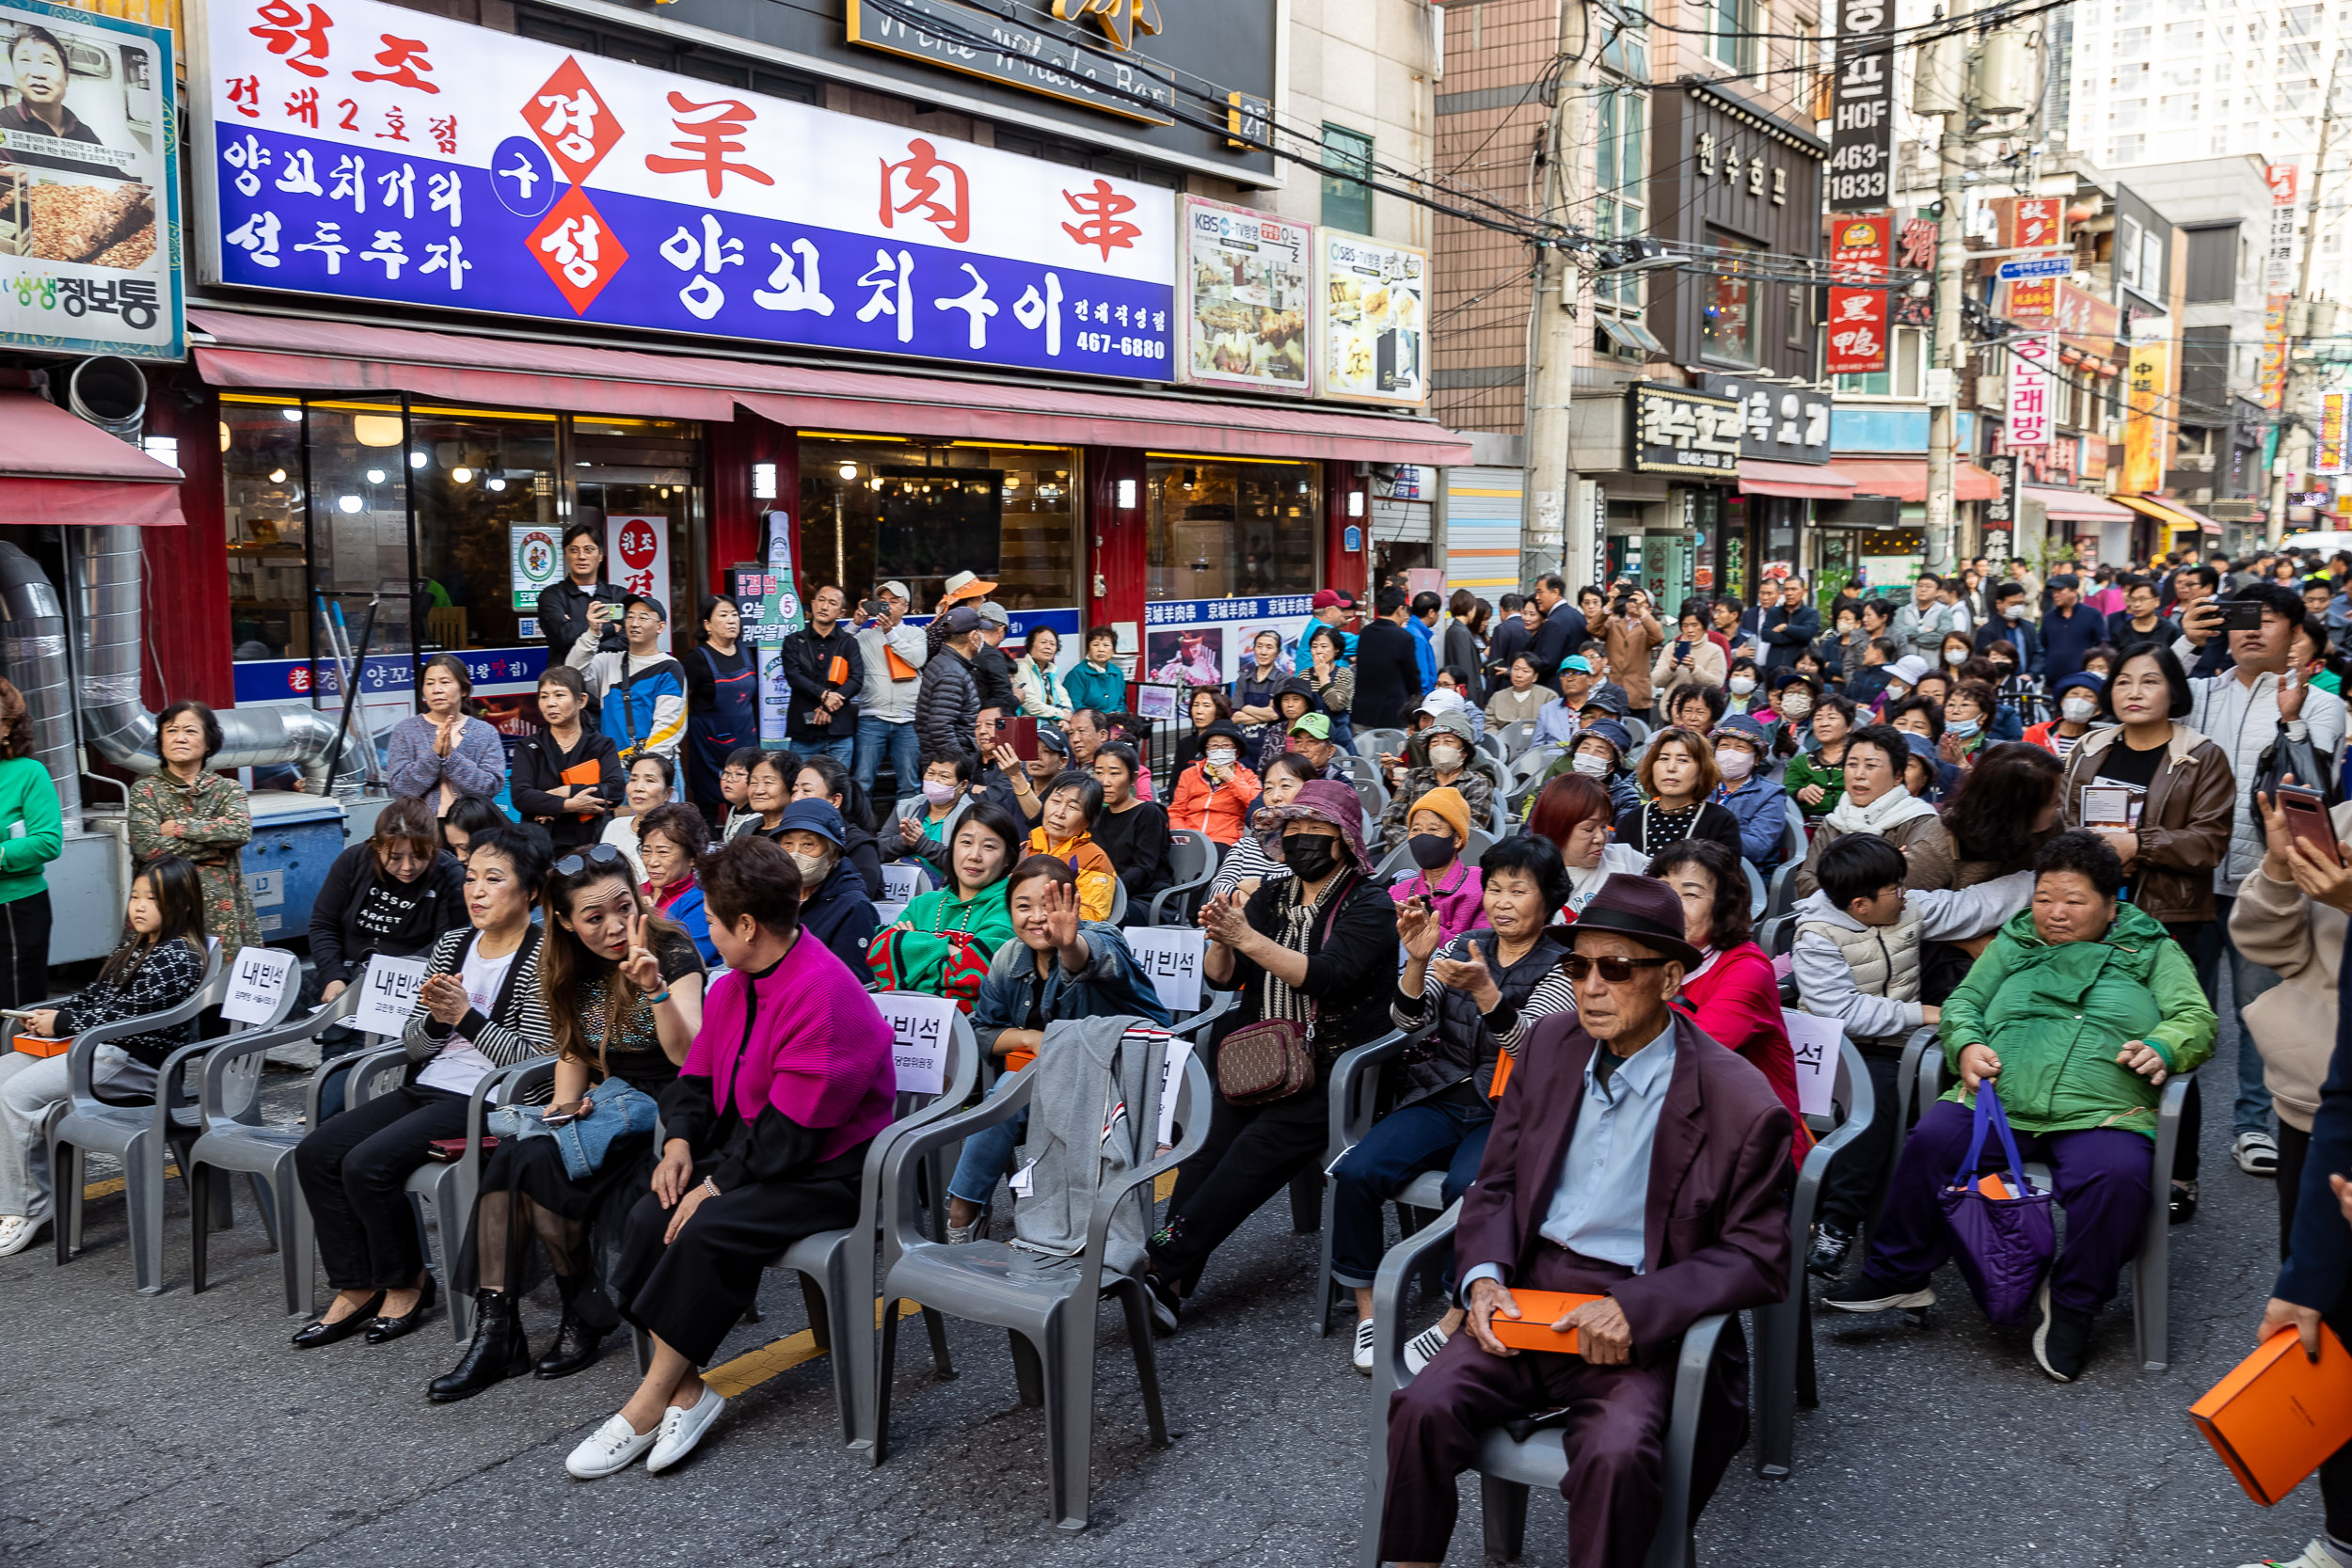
[196,0,1176,380]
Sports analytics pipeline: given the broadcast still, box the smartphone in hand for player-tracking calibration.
[2279,784,2340,862]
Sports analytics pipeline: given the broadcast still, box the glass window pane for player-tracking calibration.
[222,396,310,661]
[570,416,704,645]
[1146,458,1319,602]
[1701,233,1759,364]
[304,400,414,694]
[407,404,560,653]
[1320,124,1373,233]
[799,437,1081,613]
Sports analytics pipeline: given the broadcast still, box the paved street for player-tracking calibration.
[0,1007,2318,1568]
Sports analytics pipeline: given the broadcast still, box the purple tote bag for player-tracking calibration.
[1935,1085,2057,1326]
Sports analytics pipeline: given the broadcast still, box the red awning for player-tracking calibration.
[1738,459,1858,500]
[0,393,184,527]
[189,309,1479,466]
[1834,457,1998,503]
[2023,483,2135,523]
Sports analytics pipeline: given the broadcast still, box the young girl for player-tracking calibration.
[599,753,675,883]
[0,857,209,1255]
[511,666,624,852]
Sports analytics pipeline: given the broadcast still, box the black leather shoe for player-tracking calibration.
[533,1309,608,1380]
[1804,1221,1854,1280]
[428,1290,532,1402]
[292,1291,384,1348]
[2169,1180,2200,1225]
[364,1274,438,1344]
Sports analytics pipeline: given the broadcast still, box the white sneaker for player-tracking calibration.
[0,1215,45,1258]
[1351,1316,1377,1375]
[645,1389,726,1473]
[1402,1322,1451,1377]
[564,1414,659,1480]
[2236,1540,2352,1568]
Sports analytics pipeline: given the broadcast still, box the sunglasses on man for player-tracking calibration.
[1561,953,1677,984]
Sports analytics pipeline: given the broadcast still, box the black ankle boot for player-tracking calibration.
[426,1290,530,1402]
[533,1307,608,1380]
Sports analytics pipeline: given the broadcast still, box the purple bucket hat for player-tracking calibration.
[1252,778,1376,879]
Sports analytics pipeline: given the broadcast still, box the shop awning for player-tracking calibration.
[2114,493,2222,534]
[1833,456,1998,502]
[189,309,1480,467]
[0,393,184,528]
[2024,484,2136,523]
[1738,459,1858,499]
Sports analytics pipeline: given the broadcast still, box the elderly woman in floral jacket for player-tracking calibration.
[127,700,260,958]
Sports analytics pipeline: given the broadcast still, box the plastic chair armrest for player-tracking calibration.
[1330,1024,1424,1155]
[1168,990,1234,1039]
[879,1069,1039,1245]
[1369,1200,1462,1394]
[1643,1313,1733,1568]
[324,1044,410,1118]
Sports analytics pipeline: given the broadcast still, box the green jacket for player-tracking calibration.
[1782,749,1845,817]
[1938,900,2216,1139]
[0,756,61,904]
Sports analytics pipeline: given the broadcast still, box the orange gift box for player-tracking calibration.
[13,1033,66,1057]
[1488,1291,1604,1354]
[2190,1323,2352,1506]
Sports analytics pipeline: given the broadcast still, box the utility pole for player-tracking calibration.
[1923,0,1973,571]
[1521,0,1592,589]
[2268,48,2346,546]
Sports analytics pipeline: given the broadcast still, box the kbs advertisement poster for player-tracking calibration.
[1315,227,1425,406]
[1179,195,1310,394]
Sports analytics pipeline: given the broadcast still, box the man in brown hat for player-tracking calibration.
[1379,873,1793,1568]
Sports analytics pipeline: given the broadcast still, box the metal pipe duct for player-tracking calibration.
[73,525,361,795]
[0,543,82,828]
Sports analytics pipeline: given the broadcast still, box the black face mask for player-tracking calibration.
[1282,832,1343,881]
[1408,832,1457,871]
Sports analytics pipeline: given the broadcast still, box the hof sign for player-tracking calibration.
[1630,385,1743,478]
[1827,0,1895,211]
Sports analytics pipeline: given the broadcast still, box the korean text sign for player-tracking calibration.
[0,0,183,358]
[1825,212,1889,376]
[2004,333,2056,451]
[197,0,1176,379]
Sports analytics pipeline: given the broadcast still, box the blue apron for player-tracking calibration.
[688,643,758,810]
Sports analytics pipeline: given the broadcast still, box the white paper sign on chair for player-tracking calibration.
[881,861,926,903]
[878,990,957,1096]
[221,947,296,1026]
[356,956,433,1038]
[1781,1008,1843,1121]
[1123,926,1205,1015]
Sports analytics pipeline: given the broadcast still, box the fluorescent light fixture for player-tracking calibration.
[1116,478,1138,508]
[753,462,777,499]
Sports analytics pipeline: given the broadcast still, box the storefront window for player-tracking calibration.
[798,437,1081,611]
[1701,233,1760,366]
[1146,456,1319,602]
[409,406,559,654]
[223,396,310,660]
[306,399,415,665]
[569,418,702,650]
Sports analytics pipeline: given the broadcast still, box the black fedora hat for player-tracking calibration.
[1570,874,1703,968]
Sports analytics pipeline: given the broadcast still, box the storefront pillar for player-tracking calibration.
[709,408,795,593]
[1324,461,1369,599]
[138,372,233,710]
[1087,446,1148,644]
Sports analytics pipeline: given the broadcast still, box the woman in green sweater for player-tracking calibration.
[127,701,261,961]
[864,800,1022,1010]
[0,680,63,1011]
[1783,691,1855,819]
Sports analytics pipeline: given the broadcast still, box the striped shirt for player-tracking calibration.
[1391,935,1578,1059]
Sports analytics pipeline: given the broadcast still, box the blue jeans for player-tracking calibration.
[947,1074,1027,1206]
[854,716,921,803]
[797,732,856,768]
[2196,895,2279,1137]
[1329,1096,1494,1290]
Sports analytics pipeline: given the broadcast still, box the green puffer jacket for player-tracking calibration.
[1937,900,2216,1140]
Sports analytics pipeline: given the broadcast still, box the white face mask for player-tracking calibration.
[1728,675,1756,696]
[1885,683,1909,702]
[1715,746,1755,781]
[2003,603,2026,620]
[1780,695,1814,718]
[1428,743,1466,769]
[1204,747,1237,768]
[1944,647,1968,665]
[1572,751,1612,778]
[787,849,833,884]
[2060,696,2099,722]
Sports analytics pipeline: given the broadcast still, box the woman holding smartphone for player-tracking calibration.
[430,837,704,1401]
[2058,642,2233,1220]
[1649,608,1726,715]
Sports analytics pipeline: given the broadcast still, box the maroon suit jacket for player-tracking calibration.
[1457,1009,1795,1354]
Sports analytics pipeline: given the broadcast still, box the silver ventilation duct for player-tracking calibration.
[72,525,362,795]
[0,542,82,826]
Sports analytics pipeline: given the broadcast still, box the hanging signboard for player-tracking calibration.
[1629,385,1742,479]
[1981,451,2022,535]
[2004,333,2056,450]
[1314,227,1426,407]
[2321,391,2347,476]
[196,0,1176,381]
[2266,163,2300,289]
[1826,0,1895,212]
[2124,323,2171,496]
[1994,196,2065,251]
[731,509,804,747]
[0,0,183,359]
[1825,212,1888,375]
[1178,195,1311,395]
[1695,372,1834,465]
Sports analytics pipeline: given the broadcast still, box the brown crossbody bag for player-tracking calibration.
[1216,886,1347,1106]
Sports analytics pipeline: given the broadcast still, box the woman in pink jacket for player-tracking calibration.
[1650,836,1807,1138]
[566,835,897,1482]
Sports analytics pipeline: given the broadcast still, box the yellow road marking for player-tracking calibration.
[82,1164,180,1201]
[1155,1169,1177,1202]
[700,1299,925,1399]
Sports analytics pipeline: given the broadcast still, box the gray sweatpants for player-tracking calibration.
[0,1046,155,1222]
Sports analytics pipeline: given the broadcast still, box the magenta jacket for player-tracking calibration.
[1391,861,1486,947]
[685,927,897,1167]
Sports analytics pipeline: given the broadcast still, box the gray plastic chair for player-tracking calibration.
[1147,829,1218,927]
[1755,1032,1874,1477]
[1496,720,1535,759]
[1780,800,1807,866]
[186,985,367,1315]
[871,1035,1211,1530]
[1341,756,1391,825]
[1741,859,1768,920]
[1354,727,1406,761]
[1765,857,1804,923]
[1475,732,1508,765]
[1310,1023,1427,1333]
[1897,1045,2189,1371]
[1356,1200,1730,1568]
[46,945,246,1293]
[338,1041,555,1342]
[1623,715,1653,748]
[1105,874,1128,926]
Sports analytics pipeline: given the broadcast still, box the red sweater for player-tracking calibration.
[1676,942,1809,1157]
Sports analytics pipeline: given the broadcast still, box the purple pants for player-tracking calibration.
[1860,1098,2152,1315]
[1380,1245,1749,1568]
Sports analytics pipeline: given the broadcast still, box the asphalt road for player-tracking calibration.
[0,1001,2324,1568]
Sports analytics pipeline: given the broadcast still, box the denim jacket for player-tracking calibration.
[971,919,1174,1056]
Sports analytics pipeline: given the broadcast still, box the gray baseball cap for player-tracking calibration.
[976,601,1010,628]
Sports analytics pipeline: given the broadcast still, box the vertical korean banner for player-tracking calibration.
[2265,163,2299,410]
[2124,323,2171,497]
[1824,212,1889,374]
[1826,0,1894,211]
[729,510,803,748]
[2320,391,2348,476]
[2004,334,2055,451]
[1981,452,2021,537]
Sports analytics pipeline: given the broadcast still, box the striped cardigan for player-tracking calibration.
[401,925,554,1069]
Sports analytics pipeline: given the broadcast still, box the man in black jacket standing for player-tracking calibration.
[1354,588,1429,731]
[780,583,866,765]
[1525,573,1587,686]
[1757,576,1820,672]
[533,523,621,672]
[972,601,1021,715]
[917,605,985,768]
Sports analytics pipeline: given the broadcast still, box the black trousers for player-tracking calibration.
[0,889,50,1014]
[1153,1063,1333,1290]
[294,1083,467,1291]
[2280,1121,2312,1260]
[610,1148,866,1367]
[1817,1045,1904,1234]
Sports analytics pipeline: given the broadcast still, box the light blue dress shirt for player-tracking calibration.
[1531,698,1581,749]
[1462,1020,1677,1293]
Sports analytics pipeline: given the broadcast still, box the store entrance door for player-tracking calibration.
[572,465,699,655]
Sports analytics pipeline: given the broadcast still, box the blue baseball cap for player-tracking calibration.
[773,800,846,847]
